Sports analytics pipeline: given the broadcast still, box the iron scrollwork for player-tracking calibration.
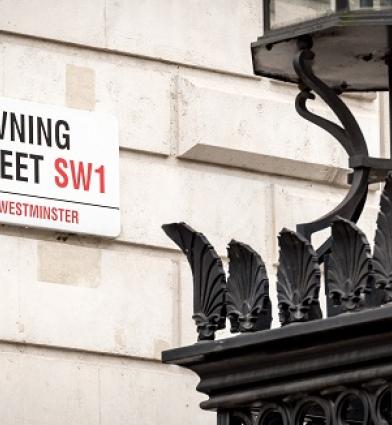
[293,38,370,261]
[219,411,254,425]
[219,382,392,425]
[374,384,392,424]
[334,389,372,425]
[294,397,334,425]
[256,403,290,425]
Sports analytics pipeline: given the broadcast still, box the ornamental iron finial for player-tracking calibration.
[327,218,371,312]
[373,174,392,304]
[277,229,322,325]
[162,222,226,341]
[226,240,272,333]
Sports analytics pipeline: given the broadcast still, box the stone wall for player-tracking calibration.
[0,2,387,424]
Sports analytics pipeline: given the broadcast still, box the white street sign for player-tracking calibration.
[0,97,120,237]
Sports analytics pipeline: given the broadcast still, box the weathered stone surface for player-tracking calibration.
[119,153,274,257]
[0,0,107,47]
[94,58,172,155]
[107,0,260,74]
[3,38,65,105]
[0,343,214,425]
[38,242,101,288]
[0,235,178,360]
[0,344,101,425]
[66,64,96,111]
[100,359,215,425]
[1,36,172,155]
[177,77,380,184]
[0,0,261,75]
[379,92,390,157]
[0,236,25,341]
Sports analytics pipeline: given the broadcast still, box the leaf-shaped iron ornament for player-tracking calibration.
[162,222,226,341]
[373,174,392,304]
[277,229,322,326]
[327,218,371,312]
[226,240,272,333]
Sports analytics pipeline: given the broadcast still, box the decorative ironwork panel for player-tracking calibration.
[217,383,392,425]
[257,404,289,425]
[218,410,254,425]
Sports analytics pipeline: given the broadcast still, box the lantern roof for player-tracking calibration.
[252,10,392,91]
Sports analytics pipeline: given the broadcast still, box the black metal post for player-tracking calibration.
[217,411,230,425]
[336,0,349,11]
[263,0,270,33]
[389,59,392,160]
[388,27,392,159]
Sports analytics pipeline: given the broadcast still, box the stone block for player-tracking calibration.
[94,57,172,155]
[0,345,100,425]
[0,0,106,47]
[66,64,96,111]
[106,0,261,74]
[0,344,215,425]
[0,0,261,74]
[0,235,27,340]
[119,154,274,258]
[2,38,66,105]
[99,360,215,425]
[177,77,380,184]
[37,242,101,288]
[0,236,178,360]
[379,92,390,157]
[1,36,172,155]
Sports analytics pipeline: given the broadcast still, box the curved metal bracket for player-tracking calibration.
[293,41,370,261]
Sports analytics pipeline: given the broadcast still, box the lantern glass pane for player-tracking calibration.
[349,0,392,9]
[269,0,332,29]
[268,0,392,30]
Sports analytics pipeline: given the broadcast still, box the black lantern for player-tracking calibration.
[255,1,392,91]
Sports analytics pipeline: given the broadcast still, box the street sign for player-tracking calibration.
[0,97,120,237]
